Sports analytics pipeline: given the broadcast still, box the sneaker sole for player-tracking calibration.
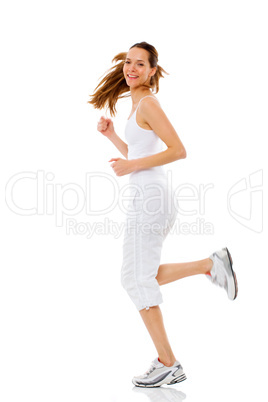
[132,372,187,388]
[225,247,238,300]
[167,373,187,385]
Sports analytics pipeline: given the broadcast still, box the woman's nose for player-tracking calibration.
[129,64,136,72]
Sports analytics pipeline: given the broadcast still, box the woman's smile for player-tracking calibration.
[127,74,139,80]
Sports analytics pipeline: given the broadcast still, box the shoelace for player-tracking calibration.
[145,361,158,376]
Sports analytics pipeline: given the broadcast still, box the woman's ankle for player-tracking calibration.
[203,257,213,275]
[158,356,176,367]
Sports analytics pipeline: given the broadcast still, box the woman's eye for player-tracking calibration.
[125,61,130,64]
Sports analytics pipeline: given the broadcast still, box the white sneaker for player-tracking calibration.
[132,358,187,388]
[207,247,238,300]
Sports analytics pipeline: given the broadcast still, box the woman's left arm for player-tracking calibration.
[133,98,186,171]
[109,98,186,176]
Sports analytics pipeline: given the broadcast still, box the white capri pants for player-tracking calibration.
[121,171,178,311]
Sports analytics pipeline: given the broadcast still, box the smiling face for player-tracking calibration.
[123,47,156,89]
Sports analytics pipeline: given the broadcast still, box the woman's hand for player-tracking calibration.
[109,158,135,176]
[97,116,115,137]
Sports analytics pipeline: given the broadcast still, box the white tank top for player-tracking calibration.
[125,95,166,184]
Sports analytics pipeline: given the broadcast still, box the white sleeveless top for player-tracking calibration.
[125,95,166,184]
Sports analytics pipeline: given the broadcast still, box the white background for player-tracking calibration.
[0,1,267,401]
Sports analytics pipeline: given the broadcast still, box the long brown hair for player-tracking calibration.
[88,42,168,117]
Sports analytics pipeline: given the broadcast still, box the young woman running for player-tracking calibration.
[89,41,238,388]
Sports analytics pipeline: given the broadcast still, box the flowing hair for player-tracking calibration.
[88,42,168,117]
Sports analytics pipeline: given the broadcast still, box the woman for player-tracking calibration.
[89,41,238,388]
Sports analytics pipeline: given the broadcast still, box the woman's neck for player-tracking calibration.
[130,87,153,106]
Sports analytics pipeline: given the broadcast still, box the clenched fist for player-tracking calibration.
[109,158,136,176]
[97,116,115,137]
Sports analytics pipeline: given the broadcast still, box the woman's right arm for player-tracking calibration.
[97,116,128,159]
